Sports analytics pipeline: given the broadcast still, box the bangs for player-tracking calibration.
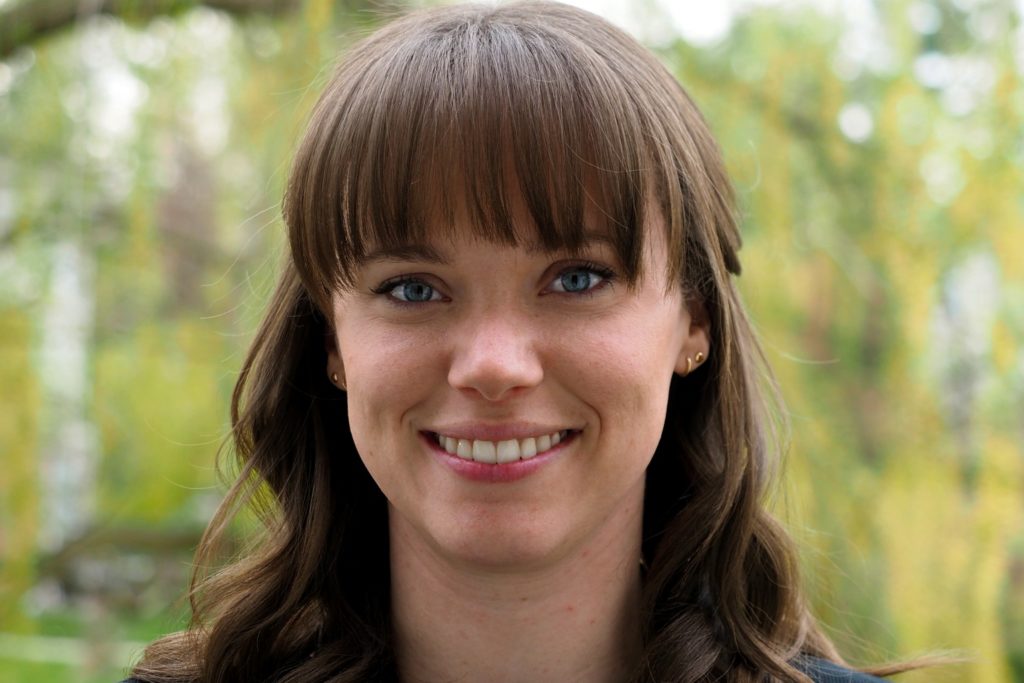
[285,2,712,312]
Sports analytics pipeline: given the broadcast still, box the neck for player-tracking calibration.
[389,505,644,683]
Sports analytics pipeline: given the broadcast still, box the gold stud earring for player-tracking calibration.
[331,373,339,384]
[695,351,705,364]
[685,357,693,375]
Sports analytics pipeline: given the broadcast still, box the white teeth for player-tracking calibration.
[472,440,497,463]
[436,431,569,464]
[496,439,520,463]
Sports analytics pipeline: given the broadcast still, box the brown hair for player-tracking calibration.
[133,2,913,681]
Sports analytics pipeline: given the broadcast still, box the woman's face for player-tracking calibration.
[328,208,708,570]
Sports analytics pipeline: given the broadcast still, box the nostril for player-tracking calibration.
[447,348,544,400]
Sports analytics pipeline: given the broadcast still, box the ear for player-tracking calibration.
[325,319,346,389]
[674,296,711,377]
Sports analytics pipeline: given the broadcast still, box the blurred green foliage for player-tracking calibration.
[0,0,1021,681]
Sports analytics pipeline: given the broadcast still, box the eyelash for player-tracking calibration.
[371,261,617,306]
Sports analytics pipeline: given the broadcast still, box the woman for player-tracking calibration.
[127,2,920,681]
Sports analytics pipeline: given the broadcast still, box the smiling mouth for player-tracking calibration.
[429,430,578,464]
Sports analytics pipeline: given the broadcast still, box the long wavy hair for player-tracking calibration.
[133,2,912,681]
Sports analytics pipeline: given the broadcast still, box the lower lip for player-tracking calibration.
[421,431,577,483]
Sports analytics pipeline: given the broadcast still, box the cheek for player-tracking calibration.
[557,312,679,449]
[338,324,441,454]
[562,313,679,402]
[341,320,440,391]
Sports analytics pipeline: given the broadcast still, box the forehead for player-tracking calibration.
[360,178,628,257]
[360,227,626,265]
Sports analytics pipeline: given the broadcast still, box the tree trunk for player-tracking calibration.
[0,0,301,58]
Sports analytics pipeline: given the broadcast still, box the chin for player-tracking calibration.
[430,513,572,570]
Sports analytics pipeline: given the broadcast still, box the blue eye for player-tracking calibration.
[393,280,438,302]
[372,278,442,304]
[550,264,614,295]
[560,270,594,292]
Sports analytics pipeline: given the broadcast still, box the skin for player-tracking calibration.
[326,207,709,683]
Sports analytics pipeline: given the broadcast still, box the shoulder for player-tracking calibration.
[119,660,888,683]
[795,656,889,682]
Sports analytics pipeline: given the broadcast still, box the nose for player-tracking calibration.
[447,309,544,401]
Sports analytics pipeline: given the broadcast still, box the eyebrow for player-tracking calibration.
[362,232,618,265]
[362,243,451,264]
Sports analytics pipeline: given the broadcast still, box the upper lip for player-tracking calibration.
[423,423,580,442]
